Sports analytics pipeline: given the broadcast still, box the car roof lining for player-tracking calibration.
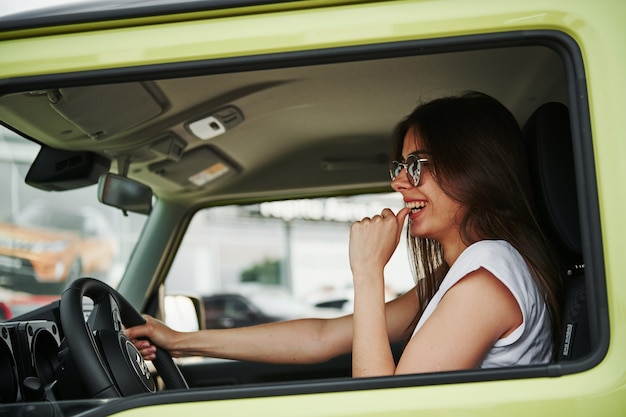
[0,43,567,205]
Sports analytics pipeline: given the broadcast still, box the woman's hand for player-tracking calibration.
[349,207,410,279]
[124,315,180,360]
[349,207,410,377]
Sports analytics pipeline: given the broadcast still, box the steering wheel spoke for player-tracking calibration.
[87,293,123,333]
[60,277,188,398]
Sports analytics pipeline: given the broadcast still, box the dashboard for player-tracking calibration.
[1,302,66,404]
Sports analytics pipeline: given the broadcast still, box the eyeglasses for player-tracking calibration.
[389,154,429,187]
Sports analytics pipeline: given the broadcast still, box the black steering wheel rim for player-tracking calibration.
[60,277,188,398]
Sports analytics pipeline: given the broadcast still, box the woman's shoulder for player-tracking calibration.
[465,239,515,252]
[452,240,537,298]
[450,240,530,288]
[459,240,523,265]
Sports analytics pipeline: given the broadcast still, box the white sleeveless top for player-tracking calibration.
[411,240,552,368]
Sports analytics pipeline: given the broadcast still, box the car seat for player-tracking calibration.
[522,102,590,361]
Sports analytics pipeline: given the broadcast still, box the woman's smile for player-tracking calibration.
[405,200,427,219]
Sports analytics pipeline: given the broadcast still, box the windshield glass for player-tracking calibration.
[0,126,147,318]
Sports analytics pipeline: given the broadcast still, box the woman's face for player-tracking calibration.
[391,129,467,248]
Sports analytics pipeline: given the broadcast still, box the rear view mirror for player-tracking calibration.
[26,145,111,191]
[97,173,152,215]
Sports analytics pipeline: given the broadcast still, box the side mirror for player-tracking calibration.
[97,173,152,215]
[164,294,205,331]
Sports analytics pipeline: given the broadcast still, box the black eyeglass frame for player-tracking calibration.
[389,154,429,187]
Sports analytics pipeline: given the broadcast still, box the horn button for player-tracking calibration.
[96,329,156,395]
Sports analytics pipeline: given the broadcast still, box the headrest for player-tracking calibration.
[522,102,582,265]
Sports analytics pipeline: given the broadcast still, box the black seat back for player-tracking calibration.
[522,102,589,361]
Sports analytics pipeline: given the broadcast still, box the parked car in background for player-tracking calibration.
[202,286,342,329]
[0,203,117,294]
[0,301,10,320]
[203,293,284,329]
[0,294,59,319]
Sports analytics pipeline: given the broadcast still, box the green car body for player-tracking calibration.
[0,0,624,415]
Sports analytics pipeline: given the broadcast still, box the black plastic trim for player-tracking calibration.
[0,31,581,94]
[544,31,610,376]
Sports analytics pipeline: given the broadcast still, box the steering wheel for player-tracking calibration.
[60,277,188,398]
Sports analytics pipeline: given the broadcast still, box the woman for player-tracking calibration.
[126,91,562,377]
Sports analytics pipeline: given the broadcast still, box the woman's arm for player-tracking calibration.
[352,271,395,376]
[126,286,419,365]
[349,208,411,377]
[395,268,523,374]
[126,314,353,364]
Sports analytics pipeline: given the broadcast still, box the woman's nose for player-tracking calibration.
[391,168,411,192]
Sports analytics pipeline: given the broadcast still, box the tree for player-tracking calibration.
[240,259,281,285]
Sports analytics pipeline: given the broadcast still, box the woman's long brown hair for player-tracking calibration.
[394,91,563,354]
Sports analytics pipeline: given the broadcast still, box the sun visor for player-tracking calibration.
[149,146,239,189]
[25,145,111,191]
[48,83,163,140]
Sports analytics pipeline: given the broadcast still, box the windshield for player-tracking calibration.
[0,126,147,317]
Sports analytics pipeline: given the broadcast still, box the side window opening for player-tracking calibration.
[156,37,604,393]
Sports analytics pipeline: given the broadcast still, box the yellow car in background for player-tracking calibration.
[0,0,624,416]
[0,203,117,293]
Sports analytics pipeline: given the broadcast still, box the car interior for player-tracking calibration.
[0,27,606,417]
